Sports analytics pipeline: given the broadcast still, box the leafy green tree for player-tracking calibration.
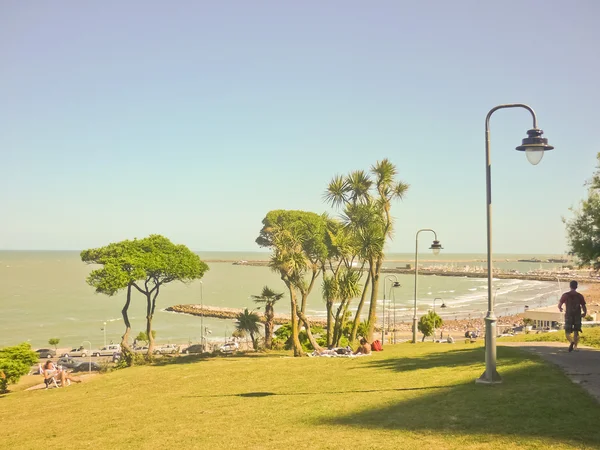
[252,286,284,349]
[325,159,409,341]
[566,153,600,271]
[0,343,39,393]
[135,331,156,346]
[82,239,148,364]
[83,235,209,360]
[417,311,443,342]
[256,210,326,356]
[48,338,60,350]
[235,309,261,350]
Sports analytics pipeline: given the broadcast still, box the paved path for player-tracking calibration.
[500,342,600,402]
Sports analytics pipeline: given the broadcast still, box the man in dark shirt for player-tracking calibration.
[558,280,587,352]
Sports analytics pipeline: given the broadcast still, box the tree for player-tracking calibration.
[48,338,60,351]
[82,239,148,365]
[135,331,156,346]
[325,159,409,341]
[0,343,39,393]
[566,153,600,271]
[235,308,261,350]
[417,311,443,342]
[252,286,284,349]
[83,235,209,360]
[256,210,327,356]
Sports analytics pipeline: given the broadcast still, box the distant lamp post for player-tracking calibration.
[200,281,204,351]
[81,340,92,373]
[478,104,553,385]
[102,322,107,348]
[433,297,442,342]
[382,276,401,345]
[412,229,443,343]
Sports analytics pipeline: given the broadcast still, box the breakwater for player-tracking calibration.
[166,304,328,326]
[211,260,600,284]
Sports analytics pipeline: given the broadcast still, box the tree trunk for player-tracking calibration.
[145,292,154,359]
[281,276,303,356]
[265,303,274,349]
[326,300,334,347]
[120,283,134,366]
[366,262,381,342]
[332,299,347,346]
[296,309,322,353]
[350,271,371,342]
[250,332,257,350]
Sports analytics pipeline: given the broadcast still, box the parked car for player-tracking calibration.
[91,344,121,357]
[57,357,101,372]
[219,342,239,354]
[153,344,179,355]
[36,348,56,359]
[182,344,204,354]
[61,347,88,357]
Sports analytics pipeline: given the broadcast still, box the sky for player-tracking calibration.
[1,1,598,254]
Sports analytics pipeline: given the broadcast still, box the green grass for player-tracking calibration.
[501,326,600,348]
[2,343,600,449]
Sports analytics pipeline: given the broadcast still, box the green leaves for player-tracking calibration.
[0,343,39,393]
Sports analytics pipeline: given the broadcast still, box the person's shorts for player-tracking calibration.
[564,316,582,333]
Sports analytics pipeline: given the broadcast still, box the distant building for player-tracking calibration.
[524,306,597,329]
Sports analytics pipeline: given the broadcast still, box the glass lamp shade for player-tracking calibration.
[430,240,443,255]
[516,128,553,165]
[525,148,544,165]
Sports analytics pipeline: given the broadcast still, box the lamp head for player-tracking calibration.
[516,128,554,165]
[392,282,401,287]
[430,240,443,256]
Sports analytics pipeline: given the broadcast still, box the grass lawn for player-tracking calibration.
[500,326,600,348]
[2,343,600,449]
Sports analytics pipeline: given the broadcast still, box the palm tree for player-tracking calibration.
[252,286,284,349]
[235,308,261,350]
[325,159,409,342]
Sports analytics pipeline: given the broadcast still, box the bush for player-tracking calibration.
[585,315,594,322]
[0,343,39,393]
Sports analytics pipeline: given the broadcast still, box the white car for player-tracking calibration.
[153,344,179,355]
[219,342,239,354]
[90,344,121,357]
[61,347,88,357]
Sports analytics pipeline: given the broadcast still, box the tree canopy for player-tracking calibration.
[0,343,39,393]
[566,153,600,271]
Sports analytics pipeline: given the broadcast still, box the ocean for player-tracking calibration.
[0,251,570,348]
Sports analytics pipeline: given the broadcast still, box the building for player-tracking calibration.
[524,306,597,329]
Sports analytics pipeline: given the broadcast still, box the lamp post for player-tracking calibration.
[81,340,92,373]
[413,230,443,343]
[383,276,401,345]
[200,280,204,351]
[433,298,442,342]
[103,322,107,348]
[478,104,553,385]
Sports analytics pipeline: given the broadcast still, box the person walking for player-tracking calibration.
[558,280,587,352]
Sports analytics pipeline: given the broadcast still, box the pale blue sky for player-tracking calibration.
[1,1,598,253]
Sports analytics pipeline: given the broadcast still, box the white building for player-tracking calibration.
[524,306,597,329]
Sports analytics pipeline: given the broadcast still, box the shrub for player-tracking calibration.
[0,343,39,393]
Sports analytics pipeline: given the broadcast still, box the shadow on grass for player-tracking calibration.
[323,346,600,447]
[184,385,449,399]
[151,350,287,366]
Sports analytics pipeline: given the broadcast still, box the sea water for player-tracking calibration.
[0,251,567,348]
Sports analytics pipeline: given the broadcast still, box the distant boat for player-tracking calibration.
[517,258,542,263]
[547,258,568,263]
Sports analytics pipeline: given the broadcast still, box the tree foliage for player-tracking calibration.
[48,338,60,350]
[417,311,443,342]
[0,343,39,393]
[235,308,261,350]
[82,235,209,361]
[566,153,600,271]
[325,159,409,341]
[252,286,284,349]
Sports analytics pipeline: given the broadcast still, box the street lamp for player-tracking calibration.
[103,322,107,348]
[433,297,442,342]
[382,276,401,345]
[478,104,553,385]
[413,229,443,343]
[200,280,204,351]
[81,340,92,373]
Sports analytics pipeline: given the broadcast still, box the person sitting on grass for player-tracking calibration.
[43,360,82,388]
[353,338,371,355]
